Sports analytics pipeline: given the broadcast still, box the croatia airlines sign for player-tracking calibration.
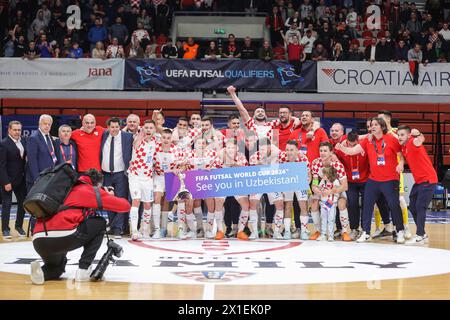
[318,61,450,95]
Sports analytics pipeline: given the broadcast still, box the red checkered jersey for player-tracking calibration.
[249,146,282,165]
[279,151,310,172]
[215,149,248,168]
[128,138,157,178]
[153,143,185,175]
[245,118,279,140]
[186,149,217,171]
[311,158,347,181]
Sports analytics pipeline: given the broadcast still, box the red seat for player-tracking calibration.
[363,39,372,47]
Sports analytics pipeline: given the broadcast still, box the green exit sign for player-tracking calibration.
[214,28,226,34]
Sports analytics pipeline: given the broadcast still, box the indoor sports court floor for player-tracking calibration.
[0,211,449,300]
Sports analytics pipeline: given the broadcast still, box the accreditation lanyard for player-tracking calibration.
[298,130,308,154]
[372,139,386,166]
[350,154,360,180]
[60,144,74,165]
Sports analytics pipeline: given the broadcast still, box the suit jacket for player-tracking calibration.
[26,130,57,184]
[100,131,133,173]
[0,136,27,187]
[55,139,78,171]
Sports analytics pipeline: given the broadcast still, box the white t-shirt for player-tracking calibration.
[439,29,450,41]
[300,35,316,53]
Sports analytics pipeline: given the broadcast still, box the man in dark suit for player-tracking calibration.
[55,124,78,171]
[0,121,27,239]
[26,114,58,233]
[100,117,133,239]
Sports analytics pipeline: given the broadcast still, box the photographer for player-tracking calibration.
[30,169,131,285]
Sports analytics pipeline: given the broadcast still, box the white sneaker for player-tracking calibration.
[152,229,161,239]
[283,230,292,240]
[356,231,372,243]
[405,234,429,246]
[186,231,196,239]
[372,227,383,238]
[300,230,310,240]
[404,225,412,240]
[249,232,259,240]
[131,231,142,241]
[385,223,394,233]
[30,260,44,285]
[177,229,188,240]
[75,265,92,282]
[327,235,334,242]
[317,234,327,241]
[205,230,215,239]
[396,230,406,244]
[273,230,283,240]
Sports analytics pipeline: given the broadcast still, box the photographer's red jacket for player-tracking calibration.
[32,176,131,239]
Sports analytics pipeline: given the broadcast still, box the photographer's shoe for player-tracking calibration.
[2,230,12,240]
[30,260,44,285]
[75,266,93,282]
[113,230,122,239]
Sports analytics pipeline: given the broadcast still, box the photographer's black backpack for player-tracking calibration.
[24,163,78,220]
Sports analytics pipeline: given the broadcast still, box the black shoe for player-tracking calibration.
[113,229,122,239]
[15,227,26,237]
[225,227,236,238]
[392,230,397,242]
[243,226,251,236]
[2,230,12,239]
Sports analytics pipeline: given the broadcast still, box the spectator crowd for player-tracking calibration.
[0,0,449,64]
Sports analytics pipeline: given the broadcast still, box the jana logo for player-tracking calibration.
[322,68,336,78]
[136,63,163,84]
[277,64,304,86]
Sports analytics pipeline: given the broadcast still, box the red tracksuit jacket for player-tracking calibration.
[32,175,131,239]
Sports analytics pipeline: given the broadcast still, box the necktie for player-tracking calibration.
[45,134,57,164]
[110,136,115,173]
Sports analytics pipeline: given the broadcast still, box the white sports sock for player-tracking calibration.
[311,211,321,232]
[206,212,215,231]
[193,206,203,231]
[238,210,249,232]
[161,211,169,230]
[153,204,161,229]
[177,202,187,231]
[215,210,224,232]
[339,209,349,232]
[284,218,291,232]
[249,209,258,234]
[130,206,139,233]
[150,207,159,230]
[274,210,284,231]
[186,213,196,232]
[142,208,151,235]
[300,215,309,231]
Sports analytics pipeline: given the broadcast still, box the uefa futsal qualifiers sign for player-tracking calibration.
[125,59,317,90]
[164,162,309,200]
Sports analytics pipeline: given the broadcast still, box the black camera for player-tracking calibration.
[90,239,123,281]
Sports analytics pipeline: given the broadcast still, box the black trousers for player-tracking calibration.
[224,197,240,228]
[292,194,301,228]
[263,194,275,224]
[1,180,27,232]
[409,182,436,236]
[32,217,106,281]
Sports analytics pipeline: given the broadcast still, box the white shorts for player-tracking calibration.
[129,174,154,202]
[250,192,283,204]
[312,191,347,201]
[153,174,165,193]
[283,190,308,202]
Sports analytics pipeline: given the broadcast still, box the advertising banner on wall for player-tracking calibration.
[125,59,317,91]
[0,58,124,90]
[317,61,450,95]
